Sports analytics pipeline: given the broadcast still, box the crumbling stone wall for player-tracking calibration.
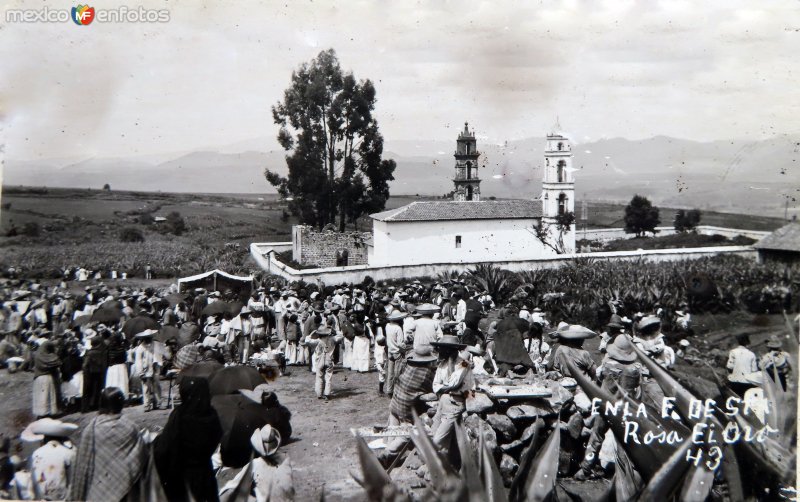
[292,225,371,268]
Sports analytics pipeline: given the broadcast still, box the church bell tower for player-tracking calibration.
[541,122,576,251]
[453,122,481,201]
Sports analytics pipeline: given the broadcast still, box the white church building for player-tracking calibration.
[366,123,576,266]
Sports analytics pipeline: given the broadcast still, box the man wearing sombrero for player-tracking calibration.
[760,334,792,391]
[430,335,474,454]
[311,326,342,400]
[384,311,408,397]
[412,303,442,356]
[132,329,161,411]
[547,324,598,379]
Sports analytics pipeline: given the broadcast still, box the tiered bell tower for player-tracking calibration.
[453,122,481,201]
[541,122,576,251]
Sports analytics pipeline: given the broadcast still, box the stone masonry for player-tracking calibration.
[292,225,371,268]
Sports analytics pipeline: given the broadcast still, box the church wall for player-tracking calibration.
[369,218,559,266]
[291,225,371,267]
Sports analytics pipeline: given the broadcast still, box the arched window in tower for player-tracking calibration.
[557,160,566,182]
[466,161,472,179]
[558,193,567,215]
[557,142,563,151]
[466,185,473,201]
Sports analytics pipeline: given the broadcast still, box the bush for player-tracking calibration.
[165,211,186,236]
[674,209,702,233]
[103,183,111,191]
[120,227,145,242]
[139,213,155,225]
[22,222,40,237]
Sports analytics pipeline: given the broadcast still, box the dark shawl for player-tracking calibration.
[154,377,223,502]
[492,317,535,367]
[34,341,61,378]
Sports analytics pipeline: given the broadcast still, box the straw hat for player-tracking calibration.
[606,335,637,363]
[766,335,783,350]
[406,353,438,367]
[202,336,221,348]
[134,328,158,339]
[311,326,332,338]
[555,324,598,340]
[415,303,440,315]
[22,418,78,441]
[386,311,407,322]
[250,425,281,457]
[430,334,467,350]
[205,316,218,326]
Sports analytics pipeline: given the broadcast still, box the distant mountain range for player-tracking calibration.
[4,134,798,216]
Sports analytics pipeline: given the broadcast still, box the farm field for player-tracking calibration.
[0,186,788,280]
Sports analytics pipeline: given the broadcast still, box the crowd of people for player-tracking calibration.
[0,274,794,500]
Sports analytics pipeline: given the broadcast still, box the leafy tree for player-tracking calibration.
[103,183,111,191]
[165,211,186,236]
[265,49,396,231]
[120,227,144,242]
[674,208,701,233]
[624,195,661,237]
[139,213,155,225]
[534,211,576,254]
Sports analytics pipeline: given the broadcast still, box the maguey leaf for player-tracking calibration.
[678,457,715,502]
[719,445,744,502]
[761,365,784,431]
[509,418,545,501]
[732,411,795,483]
[636,426,695,501]
[409,410,458,493]
[524,421,560,502]
[479,421,508,502]
[564,358,687,480]
[454,422,491,502]
[354,435,393,501]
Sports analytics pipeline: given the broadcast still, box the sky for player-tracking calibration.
[2,0,799,161]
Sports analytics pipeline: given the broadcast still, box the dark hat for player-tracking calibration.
[430,334,467,350]
[312,326,332,338]
[606,314,624,330]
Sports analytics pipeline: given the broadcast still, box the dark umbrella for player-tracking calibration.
[122,315,160,338]
[91,308,123,324]
[178,361,223,385]
[164,293,189,307]
[208,366,265,396]
[71,315,92,328]
[202,301,231,317]
[157,325,180,344]
[98,299,122,311]
[226,302,244,316]
[210,393,292,467]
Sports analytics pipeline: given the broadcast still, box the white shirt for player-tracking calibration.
[727,346,759,383]
[31,440,75,501]
[432,360,475,394]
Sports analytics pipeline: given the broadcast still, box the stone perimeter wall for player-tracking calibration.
[292,225,371,267]
[253,241,757,286]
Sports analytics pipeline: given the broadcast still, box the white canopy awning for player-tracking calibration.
[177,269,253,285]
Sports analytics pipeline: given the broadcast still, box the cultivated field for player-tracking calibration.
[0,187,787,280]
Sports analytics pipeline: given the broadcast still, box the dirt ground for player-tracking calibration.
[0,362,387,501]
[0,311,794,501]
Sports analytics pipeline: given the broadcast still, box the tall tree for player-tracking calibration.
[674,208,702,233]
[265,49,396,230]
[624,195,661,237]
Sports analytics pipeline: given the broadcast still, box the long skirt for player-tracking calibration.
[105,363,129,398]
[351,336,371,372]
[342,338,353,369]
[286,342,298,365]
[61,371,83,400]
[32,375,59,417]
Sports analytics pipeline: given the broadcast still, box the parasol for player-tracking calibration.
[210,393,292,468]
[71,315,92,328]
[157,325,180,344]
[178,361,223,384]
[91,308,123,324]
[226,302,244,316]
[98,299,122,311]
[208,366,265,396]
[122,315,160,338]
[202,301,232,317]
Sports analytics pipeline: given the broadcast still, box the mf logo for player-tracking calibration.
[71,5,95,25]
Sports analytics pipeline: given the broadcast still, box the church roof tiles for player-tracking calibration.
[753,223,800,252]
[370,200,542,222]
